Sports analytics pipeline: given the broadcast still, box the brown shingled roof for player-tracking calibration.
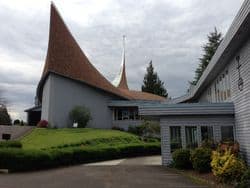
[119,89,166,101]
[39,3,130,100]
[37,3,165,102]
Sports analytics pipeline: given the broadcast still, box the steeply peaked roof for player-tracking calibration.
[112,36,129,90]
[39,3,130,100]
[37,3,165,102]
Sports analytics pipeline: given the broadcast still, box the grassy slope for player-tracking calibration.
[21,128,143,150]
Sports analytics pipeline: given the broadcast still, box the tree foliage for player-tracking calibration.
[69,106,91,128]
[0,106,11,125]
[191,28,223,85]
[141,61,168,97]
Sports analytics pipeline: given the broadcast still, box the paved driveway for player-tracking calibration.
[0,156,207,188]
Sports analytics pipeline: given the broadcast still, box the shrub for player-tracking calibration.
[128,125,144,136]
[20,120,25,126]
[111,126,125,131]
[201,139,218,150]
[0,143,160,172]
[190,147,212,173]
[219,141,239,155]
[211,149,246,184]
[37,120,49,128]
[140,120,160,138]
[237,169,250,188]
[172,149,191,169]
[0,141,22,148]
[69,106,91,128]
[127,121,160,138]
[13,119,20,125]
[0,148,52,171]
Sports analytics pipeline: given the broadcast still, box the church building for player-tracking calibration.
[25,3,165,129]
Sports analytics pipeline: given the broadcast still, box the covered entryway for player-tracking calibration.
[25,106,41,126]
[139,103,235,165]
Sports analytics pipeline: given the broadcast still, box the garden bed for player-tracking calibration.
[175,169,234,188]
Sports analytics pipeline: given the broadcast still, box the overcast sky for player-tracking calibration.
[0,0,245,121]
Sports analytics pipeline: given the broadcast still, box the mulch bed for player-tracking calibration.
[173,169,234,188]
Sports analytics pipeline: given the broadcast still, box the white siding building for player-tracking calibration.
[140,0,250,165]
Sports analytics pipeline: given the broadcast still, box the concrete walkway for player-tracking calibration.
[0,125,33,140]
[85,155,162,166]
[0,156,208,188]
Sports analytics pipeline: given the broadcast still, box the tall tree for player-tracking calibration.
[191,28,223,85]
[142,61,168,98]
[0,89,11,125]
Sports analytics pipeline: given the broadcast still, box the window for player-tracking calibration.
[221,126,234,141]
[114,108,139,121]
[117,109,122,120]
[201,126,213,141]
[170,126,182,152]
[185,126,198,149]
[212,69,231,102]
[122,109,129,120]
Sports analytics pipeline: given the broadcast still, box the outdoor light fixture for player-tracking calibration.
[236,55,244,91]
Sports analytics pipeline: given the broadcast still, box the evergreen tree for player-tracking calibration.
[191,28,223,85]
[0,105,11,125]
[142,61,168,97]
[0,89,11,125]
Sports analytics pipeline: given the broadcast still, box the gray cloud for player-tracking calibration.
[0,0,245,120]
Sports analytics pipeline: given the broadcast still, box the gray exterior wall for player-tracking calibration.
[197,39,250,163]
[41,74,121,128]
[41,76,52,122]
[160,115,235,166]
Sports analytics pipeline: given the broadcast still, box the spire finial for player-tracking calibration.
[111,35,129,90]
[122,35,126,63]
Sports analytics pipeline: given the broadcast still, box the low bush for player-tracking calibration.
[37,120,49,128]
[69,106,91,128]
[111,126,125,131]
[190,147,212,173]
[219,141,239,155]
[172,149,191,169]
[0,142,160,172]
[127,121,160,138]
[211,149,246,184]
[13,119,20,125]
[128,125,144,136]
[0,140,22,148]
[140,121,160,138]
[201,139,218,150]
[237,169,250,188]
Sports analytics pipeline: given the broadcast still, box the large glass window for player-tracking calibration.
[185,126,198,149]
[221,126,234,141]
[114,108,139,121]
[201,126,214,141]
[170,126,182,152]
[122,109,129,120]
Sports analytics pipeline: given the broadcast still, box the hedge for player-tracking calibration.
[0,141,22,148]
[0,143,160,172]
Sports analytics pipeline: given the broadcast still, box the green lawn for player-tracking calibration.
[21,128,143,150]
[0,128,160,171]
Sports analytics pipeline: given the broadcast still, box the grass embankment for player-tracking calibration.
[0,128,160,172]
[21,128,142,149]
